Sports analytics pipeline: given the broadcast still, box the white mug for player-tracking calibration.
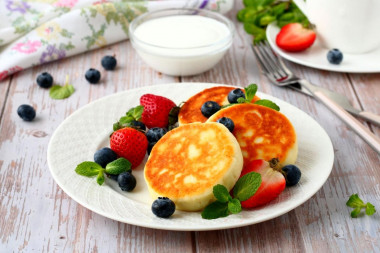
[292,0,380,54]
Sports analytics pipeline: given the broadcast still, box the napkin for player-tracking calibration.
[0,0,234,81]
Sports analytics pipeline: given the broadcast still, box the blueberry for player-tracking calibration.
[101,55,117,70]
[217,117,235,132]
[131,120,146,131]
[117,172,136,192]
[85,68,101,84]
[228,88,245,103]
[201,101,221,118]
[17,104,36,121]
[282,164,301,186]
[147,141,157,155]
[106,173,119,181]
[151,197,176,218]
[327,49,343,65]
[146,127,167,143]
[94,147,118,168]
[36,72,53,88]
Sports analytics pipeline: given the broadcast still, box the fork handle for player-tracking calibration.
[314,90,380,154]
[358,111,380,126]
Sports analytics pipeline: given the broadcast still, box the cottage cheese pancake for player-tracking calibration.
[178,86,260,125]
[144,122,243,211]
[207,103,297,167]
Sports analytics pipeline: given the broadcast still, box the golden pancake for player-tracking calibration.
[178,86,260,125]
[207,103,297,167]
[144,122,243,211]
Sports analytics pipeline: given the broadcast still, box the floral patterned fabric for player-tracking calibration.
[0,0,233,81]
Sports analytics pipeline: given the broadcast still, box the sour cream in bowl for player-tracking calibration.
[129,8,234,76]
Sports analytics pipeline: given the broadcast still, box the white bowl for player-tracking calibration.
[129,8,235,76]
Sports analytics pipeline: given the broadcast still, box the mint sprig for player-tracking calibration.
[346,194,376,218]
[75,158,131,185]
[113,105,144,131]
[201,172,262,219]
[254,99,280,111]
[231,84,280,111]
[49,75,75,99]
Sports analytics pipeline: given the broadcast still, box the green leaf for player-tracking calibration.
[351,207,362,218]
[119,115,134,124]
[128,105,144,121]
[168,106,181,126]
[105,158,131,175]
[233,172,262,201]
[201,201,229,220]
[213,184,230,203]
[254,99,280,111]
[228,199,242,214]
[237,97,246,104]
[346,194,364,208]
[366,203,376,216]
[244,84,258,102]
[75,161,103,177]
[49,75,75,100]
[96,170,105,185]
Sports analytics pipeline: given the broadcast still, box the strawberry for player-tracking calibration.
[110,127,148,168]
[276,23,316,52]
[239,159,285,208]
[140,94,176,129]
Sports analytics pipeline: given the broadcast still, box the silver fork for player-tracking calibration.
[252,41,380,154]
[252,41,380,127]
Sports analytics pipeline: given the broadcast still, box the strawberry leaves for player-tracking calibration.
[113,105,144,131]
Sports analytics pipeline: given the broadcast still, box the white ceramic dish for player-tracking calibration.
[129,9,234,76]
[266,23,380,73]
[47,82,334,231]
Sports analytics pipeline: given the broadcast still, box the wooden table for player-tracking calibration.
[1,2,379,252]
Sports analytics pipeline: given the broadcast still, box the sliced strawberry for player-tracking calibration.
[140,94,176,129]
[276,23,316,52]
[239,159,285,208]
[110,127,148,168]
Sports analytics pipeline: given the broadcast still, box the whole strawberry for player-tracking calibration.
[110,128,148,168]
[140,94,176,128]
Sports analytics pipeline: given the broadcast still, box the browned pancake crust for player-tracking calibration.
[178,86,260,124]
[207,103,297,166]
[144,123,237,198]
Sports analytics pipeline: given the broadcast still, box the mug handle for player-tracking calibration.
[292,0,307,16]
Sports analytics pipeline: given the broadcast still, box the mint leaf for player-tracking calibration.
[75,162,103,176]
[233,172,262,201]
[105,158,131,175]
[237,97,246,104]
[49,75,75,99]
[244,84,258,102]
[128,105,143,121]
[228,198,242,214]
[366,203,376,216]
[346,194,376,218]
[254,99,280,111]
[96,170,105,185]
[119,115,134,124]
[113,105,144,131]
[201,201,229,219]
[213,184,230,203]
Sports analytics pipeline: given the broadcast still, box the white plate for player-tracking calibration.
[47,83,334,231]
[266,23,380,73]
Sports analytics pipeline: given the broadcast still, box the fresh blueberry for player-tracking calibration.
[117,172,136,192]
[85,68,101,84]
[94,147,118,168]
[217,117,235,132]
[201,101,221,117]
[282,165,301,186]
[101,55,117,70]
[106,173,119,181]
[151,197,176,218]
[228,88,245,103]
[146,127,167,143]
[327,49,343,65]
[131,120,146,131]
[147,141,157,155]
[17,104,36,121]
[36,72,54,88]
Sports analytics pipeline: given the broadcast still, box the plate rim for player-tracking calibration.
[47,82,334,231]
[266,23,380,73]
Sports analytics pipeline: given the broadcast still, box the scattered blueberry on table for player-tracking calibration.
[17,104,36,121]
[151,197,176,218]
[327,49,343,65]
[85,68,101,84]
[36,72,54,88]
[101,55,117,70]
